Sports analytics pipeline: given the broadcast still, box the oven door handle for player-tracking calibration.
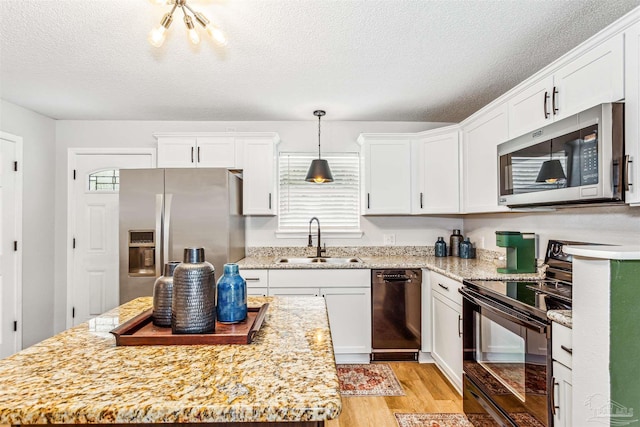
[459,288,547,334]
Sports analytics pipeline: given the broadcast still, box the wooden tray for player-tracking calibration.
[110,303,269,346]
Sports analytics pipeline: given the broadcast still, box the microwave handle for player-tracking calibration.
[459,288,547,334]
[625,155,633,192]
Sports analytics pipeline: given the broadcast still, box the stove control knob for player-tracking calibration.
[551,242,563,256]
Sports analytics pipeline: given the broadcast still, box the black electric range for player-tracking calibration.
[462,239,584,321]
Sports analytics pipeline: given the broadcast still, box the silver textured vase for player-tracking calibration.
[171,248,216,334]
[152,261,180,327]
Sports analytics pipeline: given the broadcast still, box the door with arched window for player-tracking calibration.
[70,151,154,326]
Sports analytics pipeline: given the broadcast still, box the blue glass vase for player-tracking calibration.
[216,263,247,323]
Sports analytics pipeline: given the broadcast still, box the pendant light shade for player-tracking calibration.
[535,159,566,183]
[305,110,334,183]
[536,140,566,183]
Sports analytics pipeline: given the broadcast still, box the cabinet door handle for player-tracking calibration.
[458,314,463,337]
[552,86,559,115]
[438,283,449,291]
[245,278,260,282]
[191,147,194,163]
[560,344,573,354]
[420,192,424,209]
[367,193,370,209]
[544,91,550,119]
[551,377,559,415]
[268,193,272,210]
[625,155,633,191]
[197,146,201,163]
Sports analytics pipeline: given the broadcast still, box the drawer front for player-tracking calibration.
[239,269,268,288]
[269,269,370,288]
[552,322,573,368]
[430,271,462,305]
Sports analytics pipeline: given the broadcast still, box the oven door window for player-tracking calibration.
[466,307,549,426]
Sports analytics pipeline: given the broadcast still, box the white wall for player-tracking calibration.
[54,119,456,332]
[463,205,640,260]
[0,100,56,348]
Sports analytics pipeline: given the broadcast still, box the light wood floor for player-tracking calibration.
[327,362,463,427]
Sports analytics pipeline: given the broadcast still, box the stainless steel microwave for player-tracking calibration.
[498,103,624,208]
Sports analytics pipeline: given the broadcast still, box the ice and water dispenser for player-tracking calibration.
[128,230,156,276]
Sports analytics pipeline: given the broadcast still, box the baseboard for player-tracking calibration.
[335,353,370,364]
[418,351,435,363]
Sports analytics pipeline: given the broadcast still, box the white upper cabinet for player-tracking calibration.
[412,127,460,214]
[241,135,279,215]
[626,21,640,205]
[508,33,624,139]
[359,136,412,215]
[461,104,510,213]
[156,134,239,168]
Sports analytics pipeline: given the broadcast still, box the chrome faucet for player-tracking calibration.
[308,217,326,258]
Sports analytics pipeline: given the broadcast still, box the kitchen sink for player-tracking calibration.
[275,256,363,264]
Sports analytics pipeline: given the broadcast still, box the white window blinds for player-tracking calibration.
[278,153,360,231]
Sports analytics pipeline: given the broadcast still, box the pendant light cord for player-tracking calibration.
[317,114,322,159]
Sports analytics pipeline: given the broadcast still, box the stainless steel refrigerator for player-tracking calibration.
[119,168,245,304]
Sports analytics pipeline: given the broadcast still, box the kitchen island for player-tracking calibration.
[0,296,341,426]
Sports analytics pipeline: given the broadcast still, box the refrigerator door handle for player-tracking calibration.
[163,193,173,268]
[155,193,163,276]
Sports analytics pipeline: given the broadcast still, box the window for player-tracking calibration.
[278,153,360,232]
[88,169,119,191]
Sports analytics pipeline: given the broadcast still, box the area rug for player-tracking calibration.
[336,363,405,396]
[394,413,544,427]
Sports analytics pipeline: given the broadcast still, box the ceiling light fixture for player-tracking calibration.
[305,110,334,183]
[148,0,227,48]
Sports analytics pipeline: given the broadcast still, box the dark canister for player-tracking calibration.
[460,238,474,259]
[152,261,180,327]
[216,263,247,323]
[171,248,216,334]
[449,229,463,257]
[434,237,448,257]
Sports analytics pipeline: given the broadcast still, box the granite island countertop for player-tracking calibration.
[0,296,341,425]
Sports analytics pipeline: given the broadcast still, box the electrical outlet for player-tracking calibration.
[480,236,485,249]
[383,234,396,245]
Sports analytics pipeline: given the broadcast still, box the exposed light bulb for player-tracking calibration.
[313,177,327,183]
[545,178,558,184]
[148,13,173,48]
[183,14,200,45]
[148,26,168,47]
[206,24,227,46]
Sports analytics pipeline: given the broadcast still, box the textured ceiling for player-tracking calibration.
[1,0,639,122]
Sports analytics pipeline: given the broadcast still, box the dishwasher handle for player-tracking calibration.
[383,277,412,283]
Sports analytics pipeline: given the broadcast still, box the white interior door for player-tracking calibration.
[71,153,153,326]
[0,133,22,359]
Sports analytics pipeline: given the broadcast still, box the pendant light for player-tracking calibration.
[305,110,334,183]
[536,140,566,183]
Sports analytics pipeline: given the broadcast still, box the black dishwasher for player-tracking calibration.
[371,269,422,361]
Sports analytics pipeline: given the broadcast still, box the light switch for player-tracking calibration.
[383,234,396,245]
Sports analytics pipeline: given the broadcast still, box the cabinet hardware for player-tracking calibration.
[191,147,194,163]
[13,241,17,251]
[552,87,559,115]
[458,314,463,337]
[245,278,260,282]
[625,155,633,191]
[551,377,557,415]
[73,238,76,249]
[73,169,77,180]
[560,344,573,354]
[13,321,17,332]
[197,146,201,163]
[269,193,272,210]
[420,192,424,209]
[544,91,550,119]
[438,283,449,291]
[72,307,76,318]
[367,193,370,209]
[13,161,18,172]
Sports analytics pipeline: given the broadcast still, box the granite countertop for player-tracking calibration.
[237,254,545,282]
[548,310,573,328]
[0,296,341,424]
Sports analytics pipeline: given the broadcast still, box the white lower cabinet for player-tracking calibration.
[430,271,463,392]
[552,322,573,427]
[264,269,372,361]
